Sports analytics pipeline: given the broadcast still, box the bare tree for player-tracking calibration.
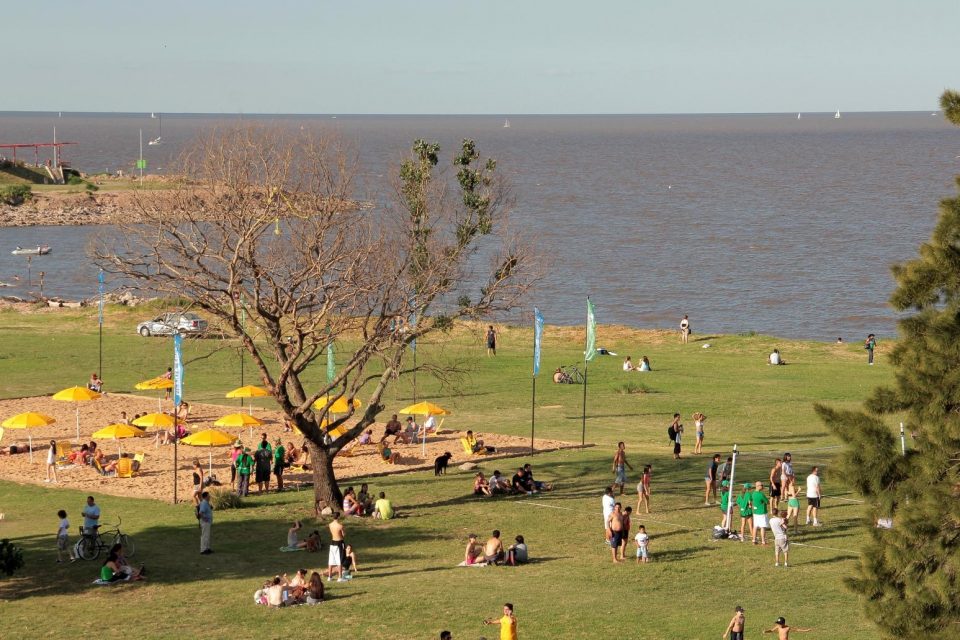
[94,126,532,510]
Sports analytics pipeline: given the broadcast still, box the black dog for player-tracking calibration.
[434,452,453,476]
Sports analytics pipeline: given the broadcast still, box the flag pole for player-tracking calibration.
[531,374,536,454]
[581,297,591,446]
[531,308,543,455]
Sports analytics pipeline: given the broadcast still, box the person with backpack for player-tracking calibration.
[864,333,877,365]
[668,413,683,459]
[235,447,253,497]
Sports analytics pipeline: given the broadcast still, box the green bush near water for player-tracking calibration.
[0,184,32,205]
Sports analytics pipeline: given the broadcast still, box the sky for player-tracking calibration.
[4,0,958,114]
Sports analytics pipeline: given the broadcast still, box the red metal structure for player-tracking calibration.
[0,141,77,167]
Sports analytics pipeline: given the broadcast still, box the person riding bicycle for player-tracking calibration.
[82,496,101,535]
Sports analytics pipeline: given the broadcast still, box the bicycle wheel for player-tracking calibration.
[115,533,135,558]
[77,536,100,561]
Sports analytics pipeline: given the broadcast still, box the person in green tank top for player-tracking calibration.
[785,480,801,533]
[736,483,754,542]
[273,438,286,492]
[718,481,731,529]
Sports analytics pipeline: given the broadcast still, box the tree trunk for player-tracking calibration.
[309,442,342,515]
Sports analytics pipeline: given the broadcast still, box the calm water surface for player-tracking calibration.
[1,112,957,340]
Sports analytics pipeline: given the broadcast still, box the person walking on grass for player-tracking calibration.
[484,603,518,640]
[198,491,213,555]
[805,466,822,527]
[636,465,652,514]
[56,509,74,563]
[680,314,690,344]
[770,510,789,567]
[764,617,812,638]
[865,333,877,365]
[670,414,684,459]
[736,483,753,542]
[612,442,633,495]
[750,481,769,545]
[722,605,746,640]
[785,480,801,533]
[705,453,721,505]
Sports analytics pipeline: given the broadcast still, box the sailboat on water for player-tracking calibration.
[148,113,162,145]
[834,109,841,119]
[797,112,801,119]
[503,119,511,128]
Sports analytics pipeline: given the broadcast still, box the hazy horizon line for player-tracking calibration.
[0,109,941,118]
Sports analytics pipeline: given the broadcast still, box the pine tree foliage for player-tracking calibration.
[814,91,960,639]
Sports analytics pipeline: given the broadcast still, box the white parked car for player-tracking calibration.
[137,312,208,337]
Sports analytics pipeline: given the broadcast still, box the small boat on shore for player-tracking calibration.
[11,245,51,256]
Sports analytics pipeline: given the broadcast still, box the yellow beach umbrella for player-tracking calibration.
[226,385,270,415]
[135,377,174,411]
[92,423,145,456]
[52,386,101,442]
[132,412,176,429]
[181,429,236,474]
[215,412,265,439]
[312,395,362,414]
[2,412,57,462]
[398,401,451,456]
[398,401,450,416]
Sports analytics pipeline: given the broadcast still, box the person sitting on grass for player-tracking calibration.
[266,576,288,607]
[511,467,537,495]
[463,533,484,566]
[523,464,553,491]
[304,529,323,552]
[88,373,103,393]
[639,356,652,372]
[474,472,492,497]
[506,535,528,565]
[373,492,395,519]
[342,487,363,517]
[484,530,505,565]
[769,349,786,365]
[489,470,510,494]
[357,483,374,513]
[623,356,635,371]
[306,571,324,604]
[341,544,359,580]
[377,437,400,464]
[287,520,305,549]
[109,543,145,579]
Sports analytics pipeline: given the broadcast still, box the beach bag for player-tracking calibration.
[667,425,677,442]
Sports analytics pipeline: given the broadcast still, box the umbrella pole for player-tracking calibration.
[75,405,80,443]
[157,392,161,412]
[28,435,33,463]
[209,451,213,476]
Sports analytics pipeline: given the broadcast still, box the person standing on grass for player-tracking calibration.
[705,453,721,505]
[722,605,746,640]
[769,458,783,513]
[198,491,213,555]
[484,603,518,640]
[785,480,801,533]
[719,456,733,484]
[273,438,286,492]
[620,506,633,560]
[770,510,790,567]
[780,453,795,493]
[736,483,753,542]
[671,414,684,459]
[680,314,690,344]
[718,481,731,529]
[327,512,346,582]
[45,440,58,483]
[634,524,650,563]
[865,333,877,365]
[805,466,822,526]
[763,617,812,638]
[235,447,253,496]
[254,434,272,493]
[693,412,706,454]
[602,486,616,542]
[191,460,205,506]
[486,325,498,356]
[636,465,652,514]
[612,442,633,495]
[607,503,625,563]
[750,481,769,545]
[56,509,73,563]
[82,496,101,535]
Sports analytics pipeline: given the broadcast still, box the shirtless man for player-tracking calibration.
[483,530,505,565]
[383,414,403,444]
[326,512,346,581]
[722,605,746,640]
[607,503,625,563]
[763,617,812,638]
[612,442,633,496]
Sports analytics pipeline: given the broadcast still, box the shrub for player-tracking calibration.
[84,181,99,192]
[67,175,85,185]
[615,382,652,395]
[0,539,24,577]
[209,488,244,510]
[0,185,32,206]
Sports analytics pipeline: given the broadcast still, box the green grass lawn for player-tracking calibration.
[0,307,896,638]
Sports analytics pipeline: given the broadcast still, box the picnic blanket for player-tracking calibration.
[279,546,304,552]
[92,576,132,585]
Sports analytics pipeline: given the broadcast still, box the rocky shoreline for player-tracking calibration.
[0,190,143,227]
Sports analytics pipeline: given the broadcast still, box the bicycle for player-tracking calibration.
[76,517,135,561]
[560,363,585,384]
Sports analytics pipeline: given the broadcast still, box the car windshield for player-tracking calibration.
[181,313,201,321]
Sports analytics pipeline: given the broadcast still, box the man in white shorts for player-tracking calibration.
[326,512,346,582]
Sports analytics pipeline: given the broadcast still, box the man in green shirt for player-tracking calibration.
[718,480,731,529]
[273,438,286,492]
[750,481,769,545]
[235,447,253,497]
[374,491,394,520]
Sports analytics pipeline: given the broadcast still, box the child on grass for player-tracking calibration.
[634,525,650,563]
[56,509,74,563]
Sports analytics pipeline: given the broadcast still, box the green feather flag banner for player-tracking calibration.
[326,341,335,384]
[585,299,597,362]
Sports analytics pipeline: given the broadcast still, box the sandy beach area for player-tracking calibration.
[0,393,577,503]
